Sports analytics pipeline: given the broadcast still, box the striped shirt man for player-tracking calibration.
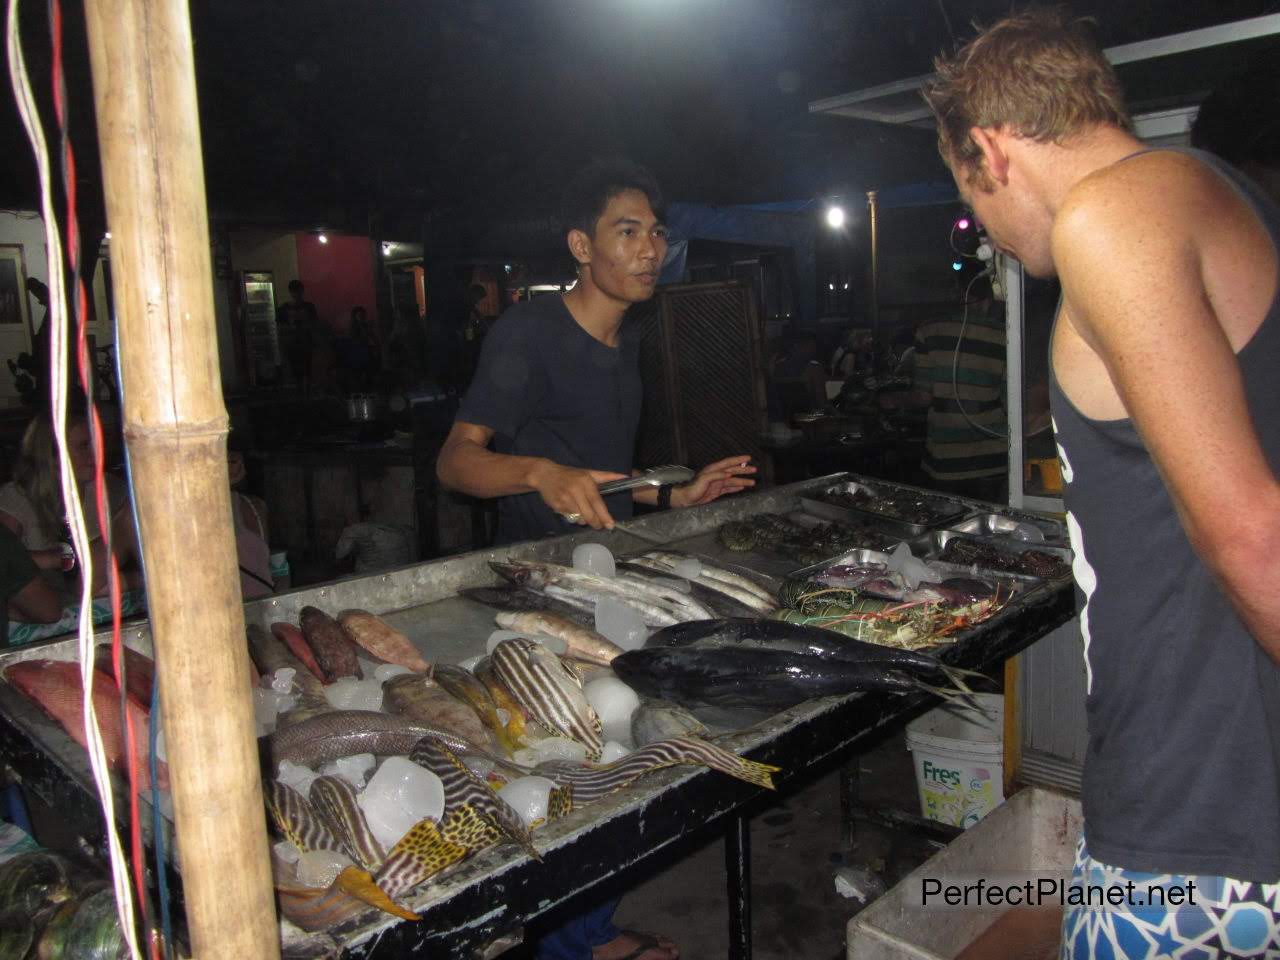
[912,303,1007,482]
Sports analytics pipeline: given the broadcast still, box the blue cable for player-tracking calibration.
[150,679,173,958]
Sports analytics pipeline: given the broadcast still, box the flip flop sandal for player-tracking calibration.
[604,930,674,960]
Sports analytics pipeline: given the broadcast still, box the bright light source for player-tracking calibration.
[956,218,971,231]
[952,261,963,271]
[828,282,835,291]
[382,242,394,257]
[843,282,849,290]
[825,206,846,228]
[318,233,329,245]
[504,264,513,274]
[104,231,112,240]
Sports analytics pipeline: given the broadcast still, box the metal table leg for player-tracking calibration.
[840,757,859,853]
[726,813,752,960]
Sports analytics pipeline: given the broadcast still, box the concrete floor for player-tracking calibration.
[519,728,940,960]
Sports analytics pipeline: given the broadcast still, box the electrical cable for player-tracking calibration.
[149,680,173,960]
[7,2,143,957]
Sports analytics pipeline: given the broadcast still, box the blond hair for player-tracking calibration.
[13,413,84,542]
[923,7,1130,187]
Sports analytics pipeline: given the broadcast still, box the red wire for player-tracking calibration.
[48,1,153,954]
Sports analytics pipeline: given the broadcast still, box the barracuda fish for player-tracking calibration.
[433,664,521,757]
[494,611,624,665]
[309,775,386,871]
[491,638,604,760]
[270,710,448,767]
[489,560,682,627]
[300,606,363,680]
[631,699,709,746]
[267,781,346,854]
[458,586,596,628]
[612,646,959,711]
[535,737,779,806]
[410,738,540,861]
[383,673,496,751]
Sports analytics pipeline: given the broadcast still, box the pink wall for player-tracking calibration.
[294,233,377,337]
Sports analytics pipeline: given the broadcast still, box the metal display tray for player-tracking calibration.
[949,510,1068,546]
[786,546,1043,593]
[799,478,974,536]
[910,530,1074,578]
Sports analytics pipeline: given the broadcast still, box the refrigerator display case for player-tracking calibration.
[241,270,279,384]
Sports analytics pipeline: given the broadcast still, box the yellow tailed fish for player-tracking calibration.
[433,664,522,757]
[309,775,386,871]
[473,657,530,748]
[491,638,604,760]
[333,865,420,921]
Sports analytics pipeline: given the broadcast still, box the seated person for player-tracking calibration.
[227,439,273,599]
[0,524,61,644]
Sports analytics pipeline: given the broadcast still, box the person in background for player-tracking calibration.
[439,156,757,960]
[766,330,827,421]
[277,279,319,392]
[908,271,1007,502]
[925,10,1280,957]
[829,327,873,379]
[1190,52,1280,206]
[334,306,380,393]
[227,437,273,599]
[0,523,61,644]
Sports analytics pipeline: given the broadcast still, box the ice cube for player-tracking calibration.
[269,667,296,695]
[357,657,383,678]
[1011,522,1046,543]
[512,748,543,768]
[599,741,630,764]
[457,655,484,673]
[374,663,412,682]
[322,677,362,710]
[273,840,302,865]
[672,557,702,580]
[276,760,320,796]
[584,676,640,745]
[252,686,282,735]
[357,756,446,851]
[486,629,527,655]
[320,753,376,789]
[572,543,616,578]
[462,755,496,782]
[532,737,589,764]
[594,598,648,651]
[901,556,942,590]
[497,776,558,828]
[887,541,913,573]
[295,848,353,889]
[353,678,384,713]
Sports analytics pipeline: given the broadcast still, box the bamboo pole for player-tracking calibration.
[80,1,280,956]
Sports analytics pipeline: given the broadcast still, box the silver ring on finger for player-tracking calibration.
[564,512,583,524]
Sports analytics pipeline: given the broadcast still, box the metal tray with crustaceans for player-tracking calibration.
[910,529,1074,579]
[786,546,1042,595]
[949,511,1069,546]
[800,479,975,536]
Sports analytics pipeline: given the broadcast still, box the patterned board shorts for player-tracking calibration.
[1061,837,1280,959]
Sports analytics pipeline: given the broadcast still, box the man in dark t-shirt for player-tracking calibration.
[437,159,755,960]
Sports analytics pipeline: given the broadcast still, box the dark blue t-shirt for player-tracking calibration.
[456,295,642,545]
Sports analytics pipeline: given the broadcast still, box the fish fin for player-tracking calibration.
[559,657,586,688]
[375,817,470,899]
[333,866,420,921]
[547,785,574,820]
[672,737,781,790]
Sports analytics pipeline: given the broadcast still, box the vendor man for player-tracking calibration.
[925,10,1280,957]
[437,157,754,960]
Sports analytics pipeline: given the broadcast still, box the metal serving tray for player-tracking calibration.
[910,530,1074,579]
[787,547,1038,594]
[950,511,1068,546]
[800,479,973,536]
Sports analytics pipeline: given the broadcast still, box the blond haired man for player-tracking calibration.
[925,9,1280,958]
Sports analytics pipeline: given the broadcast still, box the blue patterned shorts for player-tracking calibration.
[1061,837,1280,959]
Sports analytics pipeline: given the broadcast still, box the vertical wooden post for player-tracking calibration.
[865,190,880,341]
[80,1,280,956]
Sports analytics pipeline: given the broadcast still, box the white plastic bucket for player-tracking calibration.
[905,693,1004,830]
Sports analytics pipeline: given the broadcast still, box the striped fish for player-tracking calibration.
[373,809,485,901]
[267,781,345,854]
[534,737,780,806]
[309,776,386,871]
[409,737,540,862]
[491,638,604,760]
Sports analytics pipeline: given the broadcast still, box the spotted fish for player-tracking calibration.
[409,737,540,862]
[373,809,483,901]
[491,638,604,760]
[535,737,780,807]
[309,776,386,871]
[267,781,345,854]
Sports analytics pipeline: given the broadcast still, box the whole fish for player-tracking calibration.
[494,611,623,666]
[338,610,430,673]
[472,657,530,748]
[631,698,709,746]
[615,573,717,621]
[5,660,167,791]
[626,553,777,614]
[382,673,496,750]
[266,781,345,854]
[269,710,442,767]
[459,586,596,628]
[612,646,945,711]
[373,811,474,902]
[270,622,328,682]
[247,625,326,701]
[309,775,386,871]
[535,736,779,805]
[300,606,362,680]
[643,550,777,607]
[491,638,603,760]
[92,645,154,712]
[490,560,681,627]
[433,664,521,757]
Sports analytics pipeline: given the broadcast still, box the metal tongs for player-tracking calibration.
[561,464,694,523]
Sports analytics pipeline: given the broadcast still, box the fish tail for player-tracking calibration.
[916,680,985,710]
[332,865,420,922]
[375,816,471,900]
[674,737,780,790]
[547,785,574,820]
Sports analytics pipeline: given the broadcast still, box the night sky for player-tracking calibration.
[2,0,1277,235]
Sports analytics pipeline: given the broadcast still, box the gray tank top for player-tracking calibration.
[1049,147,1280,882]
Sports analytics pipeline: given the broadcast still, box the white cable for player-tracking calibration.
[6,3,143,956]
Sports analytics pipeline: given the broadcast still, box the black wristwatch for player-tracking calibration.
[657,484,674,510]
